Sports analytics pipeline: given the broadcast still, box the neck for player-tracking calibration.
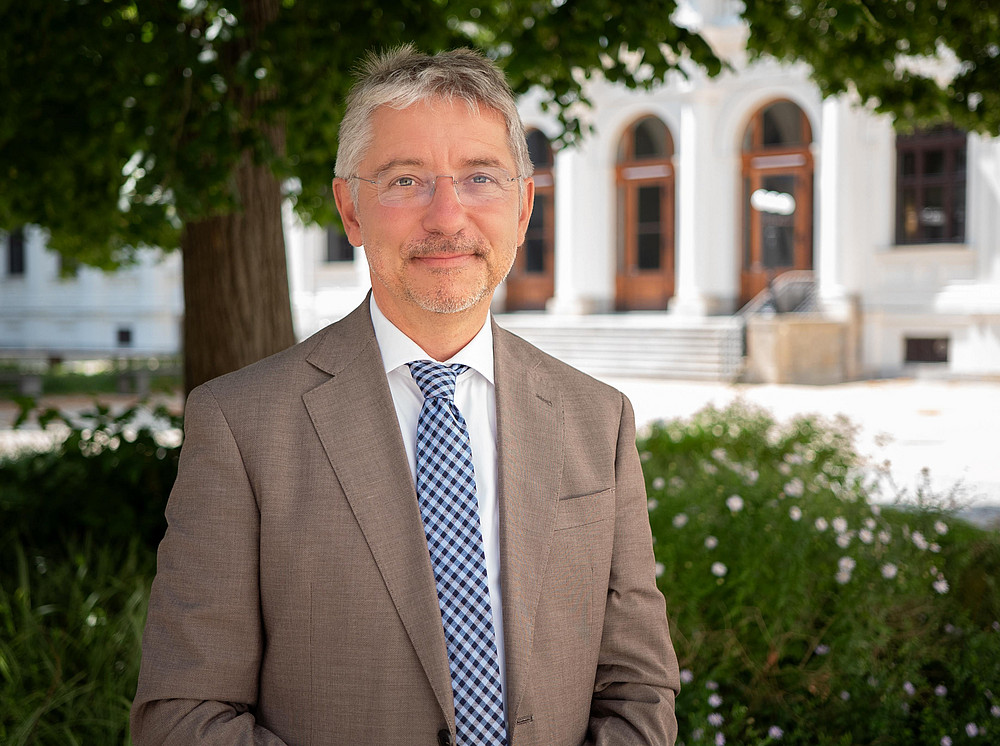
[372,291,490,362]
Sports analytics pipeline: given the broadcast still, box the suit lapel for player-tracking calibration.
[302,302,454,724]
[493,323,564,720]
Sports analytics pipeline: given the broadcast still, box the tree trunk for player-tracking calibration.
[179,0,294,394]
[180,156,295,393]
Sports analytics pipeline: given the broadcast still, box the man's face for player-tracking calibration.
[334,98,534,325]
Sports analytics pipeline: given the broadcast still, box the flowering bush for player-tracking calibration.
[641,402,1000,746]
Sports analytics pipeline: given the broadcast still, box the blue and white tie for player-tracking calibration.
[408,361,507,745]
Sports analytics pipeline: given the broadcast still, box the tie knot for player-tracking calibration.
[408,361,469,401]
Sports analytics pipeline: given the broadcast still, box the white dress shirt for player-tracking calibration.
[368,295,507,708]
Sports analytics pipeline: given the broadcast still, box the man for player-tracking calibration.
[132,46,680,745]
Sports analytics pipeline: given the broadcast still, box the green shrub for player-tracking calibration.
[641,401,1000,746]
[0,400,179,745]
[0,401,182,558]
[0,537,151,745]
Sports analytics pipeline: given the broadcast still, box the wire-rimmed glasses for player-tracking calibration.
[350,167,523,207]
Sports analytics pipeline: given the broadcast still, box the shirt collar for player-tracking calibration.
[369,294,495,385]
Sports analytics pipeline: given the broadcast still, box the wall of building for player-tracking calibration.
[0,225,182,359]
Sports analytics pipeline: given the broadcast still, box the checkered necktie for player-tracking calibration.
[408,361,507,745]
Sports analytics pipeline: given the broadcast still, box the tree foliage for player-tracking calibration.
[0,0,719,265]
[743,0,1000,135]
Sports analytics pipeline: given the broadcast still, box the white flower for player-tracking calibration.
[991,704,1000,717]
[966,722,979,737]
[832,517,848,534]
[711,448,727,461]
[784,477,804,497]
[881,563,898,579]
[778,462,792,475]
[838,556,856,571]
[726,494,744,513]
[836,533,853,548]
[878,530,891,545]
[934,578,950,594]
[840,690,850,701]
[935,520,949,535]
[745,469,759,485]
[859,529,874,544]
[711,562,728,578]
[903,681,916,696]
[815,517,829,532]
[864,517,877,530]
[814,644,830,655]
[835,569,853,584]
[706,680,719,690]
[647,499,659,511]
[704,535,719,550]
[715,732,726,746]
[655,562,665,577]
[768,725,784,740]
[652,476,666,490]
[941,737,953,746]
[930,543,941,553]
[935,685,948,697]
[670,476,685,490]
[703,462,718,475]
[672,513,689,528]
[708,713,723,727]
[680,668,694,684]
[912,531,929,551]
[789,506,802,521]
[708,693,722,708]
[693,728,704,741]
[871,504,881,516]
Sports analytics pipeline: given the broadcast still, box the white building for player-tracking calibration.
[4,1,999,381]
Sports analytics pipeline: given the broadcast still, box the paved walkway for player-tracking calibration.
[3,377,998,518]
[602,376,1000,515]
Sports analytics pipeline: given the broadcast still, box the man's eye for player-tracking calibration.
[391,176,418,188]
[468,173,498,185]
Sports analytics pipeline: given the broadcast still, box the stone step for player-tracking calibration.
[497,315,745,382]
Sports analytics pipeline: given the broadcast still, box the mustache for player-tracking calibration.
[404,235,487,259]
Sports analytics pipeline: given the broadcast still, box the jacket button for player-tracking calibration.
[437,729,453,746]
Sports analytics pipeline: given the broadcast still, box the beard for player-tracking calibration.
[396,235,514,315]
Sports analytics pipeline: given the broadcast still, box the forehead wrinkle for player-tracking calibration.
[369,157,426,176]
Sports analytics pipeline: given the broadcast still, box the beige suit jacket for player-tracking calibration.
[131,299,680,745]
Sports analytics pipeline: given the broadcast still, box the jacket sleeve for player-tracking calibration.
[587,393,681,745]
[130,384,287,745]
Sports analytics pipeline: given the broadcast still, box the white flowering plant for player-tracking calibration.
[640,402,1000,745]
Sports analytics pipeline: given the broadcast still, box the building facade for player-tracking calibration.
[4,1,999,379]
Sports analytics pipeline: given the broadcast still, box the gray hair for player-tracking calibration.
[335,45,533,199]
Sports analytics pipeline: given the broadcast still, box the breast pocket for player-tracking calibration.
[554,487,615,531]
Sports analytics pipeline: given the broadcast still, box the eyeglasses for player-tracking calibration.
[350,167,523,207]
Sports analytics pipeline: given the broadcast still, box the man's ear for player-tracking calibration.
[516,177,536,246]
[332,178,364,247]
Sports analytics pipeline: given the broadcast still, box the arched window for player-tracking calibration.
[505,129,555,311]
[740,100,814,306]
[615,116,675,310]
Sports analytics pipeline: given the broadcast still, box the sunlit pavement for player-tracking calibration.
[601,376,1000,521]
[2,377,998,523]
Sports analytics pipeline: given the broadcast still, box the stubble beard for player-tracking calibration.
[398,235,515,315]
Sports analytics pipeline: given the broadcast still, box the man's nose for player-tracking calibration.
[422,176,467,234]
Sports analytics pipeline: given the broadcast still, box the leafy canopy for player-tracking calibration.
[1,0,996,267]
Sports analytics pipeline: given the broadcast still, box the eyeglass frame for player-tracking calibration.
[348,167,526,208]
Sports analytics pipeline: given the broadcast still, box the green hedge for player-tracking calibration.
[641,402,1000,746]
[1,399,997,744]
